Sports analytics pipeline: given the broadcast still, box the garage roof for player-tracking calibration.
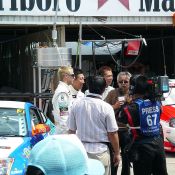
[0,16,173,26]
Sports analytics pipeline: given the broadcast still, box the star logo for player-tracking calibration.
[98,0,129,10]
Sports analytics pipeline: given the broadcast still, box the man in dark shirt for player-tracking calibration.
[105,71,132,175]
[118,74,168,175]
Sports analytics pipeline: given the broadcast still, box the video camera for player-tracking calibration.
[147,76,169,100]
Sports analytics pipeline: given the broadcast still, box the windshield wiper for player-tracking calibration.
[0,134,24,137]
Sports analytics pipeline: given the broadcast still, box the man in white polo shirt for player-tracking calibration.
[98,66,114,100]
[85,66,114,100]
[67,75,120,175]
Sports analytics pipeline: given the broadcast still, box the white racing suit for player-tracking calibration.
[52,81,72,134]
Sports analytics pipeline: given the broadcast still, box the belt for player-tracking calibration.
[82,141,109,144]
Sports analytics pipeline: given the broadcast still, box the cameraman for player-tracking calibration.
[118,74,168,175]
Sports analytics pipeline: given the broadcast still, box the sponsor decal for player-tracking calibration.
[11,169,23,175]
[0,158,14,175]
[0,137,7,140]
[0,146,10,149]
[23,147,31,159]
[16,109,24,115]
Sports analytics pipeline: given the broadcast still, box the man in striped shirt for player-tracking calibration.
[67,76,120,175]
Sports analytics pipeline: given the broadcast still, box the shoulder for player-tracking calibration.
[84,89,89,95]
[105,88,118,100]
[71,98,83,107]
[77,91,85,97]
[108,86,115,91]
[69,85,74,91]
[107,88,117,96]
[125,102,139,113]
[106,86,114,92]
[53,89,70,101]
[53,92,69,102]
[119,102,138,119]
[55,83,68,93]
[100,100,114,110]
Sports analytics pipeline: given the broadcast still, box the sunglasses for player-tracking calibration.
[118,80,129,84]
[67,73,75,77]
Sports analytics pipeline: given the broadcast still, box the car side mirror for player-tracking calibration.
[32,124,50,136]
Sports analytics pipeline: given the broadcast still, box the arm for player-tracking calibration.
[105,89,121,110]
[105,90,115,105]
[108,131,120,166]
[68,129,76,134]
[112,101,121,110]
[67,105,77,133]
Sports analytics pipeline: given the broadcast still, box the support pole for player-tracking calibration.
[33,66,36,106]
[120,41,125,71]
[60,26,66,47]
[79,22,82,69]
[38,67,42,109]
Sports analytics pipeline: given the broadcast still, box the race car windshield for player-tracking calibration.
[162,86,175,106]
[0,108,27,136]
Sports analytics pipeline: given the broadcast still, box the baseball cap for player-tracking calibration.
[27,134,105,175]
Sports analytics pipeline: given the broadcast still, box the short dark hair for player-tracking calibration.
[26,165,44,175]
[73,68,84,79]
[130,74,149,95]
[87,76,106,95]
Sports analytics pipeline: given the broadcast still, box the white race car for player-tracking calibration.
[0,101,56,175]
[161,79,175,152]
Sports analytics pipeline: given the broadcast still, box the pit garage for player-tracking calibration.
[0,0,175,102]
[0,26,175,93]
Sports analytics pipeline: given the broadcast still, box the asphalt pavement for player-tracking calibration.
[117,152,175,175]
[165,152,175,175]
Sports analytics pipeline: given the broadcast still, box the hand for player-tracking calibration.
[119,100,125,106]
[113,153,120,166]
[112,101,121,110]
[118,96,126,105]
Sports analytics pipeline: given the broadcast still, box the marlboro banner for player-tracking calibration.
[125,40,141,56]
[0,0,174,17]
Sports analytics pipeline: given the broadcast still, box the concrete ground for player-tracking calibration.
[165,152,175,175]
[117,152,175,175]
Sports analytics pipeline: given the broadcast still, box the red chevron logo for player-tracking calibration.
[98,0,129,10]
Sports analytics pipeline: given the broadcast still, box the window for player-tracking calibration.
[30,108,42,126]
[0,108,27,136]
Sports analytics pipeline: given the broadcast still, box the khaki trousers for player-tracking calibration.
[87,148,111,175]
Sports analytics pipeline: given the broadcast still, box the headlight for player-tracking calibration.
[169,118,175,128]
[0,158,14,175]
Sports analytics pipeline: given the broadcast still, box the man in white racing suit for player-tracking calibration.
[69,68,85,105]
[52,66,74,134]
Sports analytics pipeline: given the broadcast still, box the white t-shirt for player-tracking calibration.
[102,85,114,100]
